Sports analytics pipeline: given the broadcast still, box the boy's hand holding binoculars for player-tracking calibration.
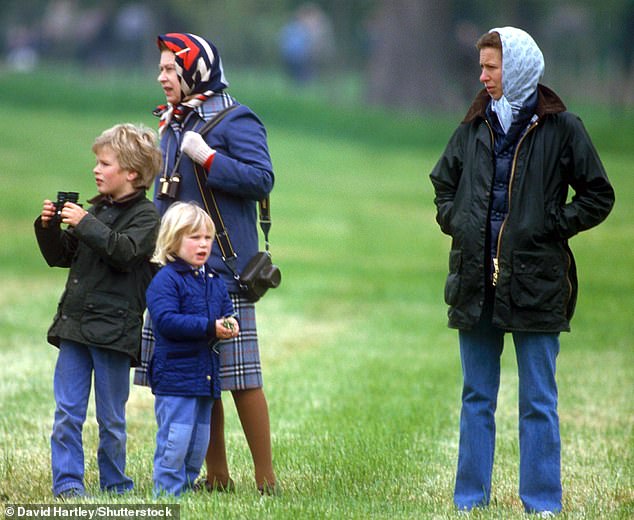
[41,199,87,228]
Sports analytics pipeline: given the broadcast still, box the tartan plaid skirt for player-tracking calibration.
[133,293,263,391]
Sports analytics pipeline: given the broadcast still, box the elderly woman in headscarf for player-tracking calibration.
[430,27,614,514]
[149,32,276,494]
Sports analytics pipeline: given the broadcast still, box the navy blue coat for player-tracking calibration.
[154,97,275,293]
[146,259,234,397]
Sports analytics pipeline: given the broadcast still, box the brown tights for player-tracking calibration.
[205,388,276,489]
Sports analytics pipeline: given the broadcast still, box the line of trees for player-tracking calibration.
[2,0,632,110]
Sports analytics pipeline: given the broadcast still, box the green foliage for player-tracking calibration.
[0,70,632,519]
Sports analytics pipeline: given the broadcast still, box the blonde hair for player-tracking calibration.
[92,124,162,190]
[152,202,216,266]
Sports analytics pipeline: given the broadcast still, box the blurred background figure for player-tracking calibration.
[278,3,333,85]
[5,25,39,72]
[113,2,156,67]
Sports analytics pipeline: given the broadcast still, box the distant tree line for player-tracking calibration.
[1,0,632,110]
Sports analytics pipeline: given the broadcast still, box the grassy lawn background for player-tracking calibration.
[0,69,632,519]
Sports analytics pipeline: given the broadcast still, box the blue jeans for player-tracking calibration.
[153,395,213,496]
[454,318,562,513]
[51,340,133,496]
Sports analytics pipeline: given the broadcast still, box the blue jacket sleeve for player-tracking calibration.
[206,107,274,201]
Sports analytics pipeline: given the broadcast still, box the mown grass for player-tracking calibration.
[0,68,632,519]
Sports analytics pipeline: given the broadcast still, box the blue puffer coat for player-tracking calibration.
[146,259,234,397]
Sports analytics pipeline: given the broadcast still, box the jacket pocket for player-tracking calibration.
[510,251,563,310]
[80,291,129,345]
[444,249,462,306]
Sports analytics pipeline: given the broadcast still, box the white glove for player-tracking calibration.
[181,131,216,169]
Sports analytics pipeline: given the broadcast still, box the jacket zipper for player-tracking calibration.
[492,118,539,286]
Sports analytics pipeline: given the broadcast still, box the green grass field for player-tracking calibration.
[0,68,632,519]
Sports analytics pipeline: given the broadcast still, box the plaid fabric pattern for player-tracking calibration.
[218,294,263,390]
[133,293,263,390]
[133,311,154,387]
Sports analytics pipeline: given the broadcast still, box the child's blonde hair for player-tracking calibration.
[152,202,216,266]
[92,124,162,190]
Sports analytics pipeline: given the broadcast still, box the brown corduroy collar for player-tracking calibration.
[462,84,567,124]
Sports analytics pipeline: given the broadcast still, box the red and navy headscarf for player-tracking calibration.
[155,33,230,134]
[158,32,229,97]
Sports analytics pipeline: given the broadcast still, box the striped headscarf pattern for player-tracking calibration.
[155,33,230,134]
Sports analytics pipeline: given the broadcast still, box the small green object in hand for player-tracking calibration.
[222,318,234,331]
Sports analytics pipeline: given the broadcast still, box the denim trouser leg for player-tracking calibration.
[185,400,214,486]
[51,341,92,496]
[153,396,213,496]
[513,332,562,513]
[92,346,134,493]
[454,322,504,510]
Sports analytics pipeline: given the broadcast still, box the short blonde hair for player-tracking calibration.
[152,202,216,266]
[92,124,162,190]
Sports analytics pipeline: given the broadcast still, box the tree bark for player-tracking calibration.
[365,0,460,111]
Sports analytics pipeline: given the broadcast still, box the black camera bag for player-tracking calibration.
[191,105,281,302]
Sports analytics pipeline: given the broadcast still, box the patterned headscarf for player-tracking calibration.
[489,27,544,133]
[155,33,230,134]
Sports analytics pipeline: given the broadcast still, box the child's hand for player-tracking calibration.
[60,202,88,227]
[40,199,56,227]
[215,317,239,340]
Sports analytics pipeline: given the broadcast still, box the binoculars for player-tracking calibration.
[157,174,181,200]
[52,191,80,223]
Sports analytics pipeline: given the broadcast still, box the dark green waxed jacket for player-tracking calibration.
[34,191,160,364]
[430,85,615,332]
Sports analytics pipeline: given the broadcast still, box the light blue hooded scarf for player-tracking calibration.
[489,27,544,133]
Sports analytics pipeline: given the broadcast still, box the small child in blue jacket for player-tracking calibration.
[146,202,239,496]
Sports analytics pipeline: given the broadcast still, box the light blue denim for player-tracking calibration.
[454,319,562,514]
[51,340,133,497]
[153,395,214,497]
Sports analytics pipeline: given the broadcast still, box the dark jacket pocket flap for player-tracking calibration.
[511,251,563,309]
[80,292,130,344]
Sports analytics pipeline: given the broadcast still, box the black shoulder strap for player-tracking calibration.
[192,104,273,282]
[198,104,239,135]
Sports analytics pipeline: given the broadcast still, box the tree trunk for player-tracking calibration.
[365,0,461,111]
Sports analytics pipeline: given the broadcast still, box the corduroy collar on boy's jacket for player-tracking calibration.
[87,189,147,207]
[462,84,567,124]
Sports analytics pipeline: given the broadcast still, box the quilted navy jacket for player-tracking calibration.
[146,258,234,397]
